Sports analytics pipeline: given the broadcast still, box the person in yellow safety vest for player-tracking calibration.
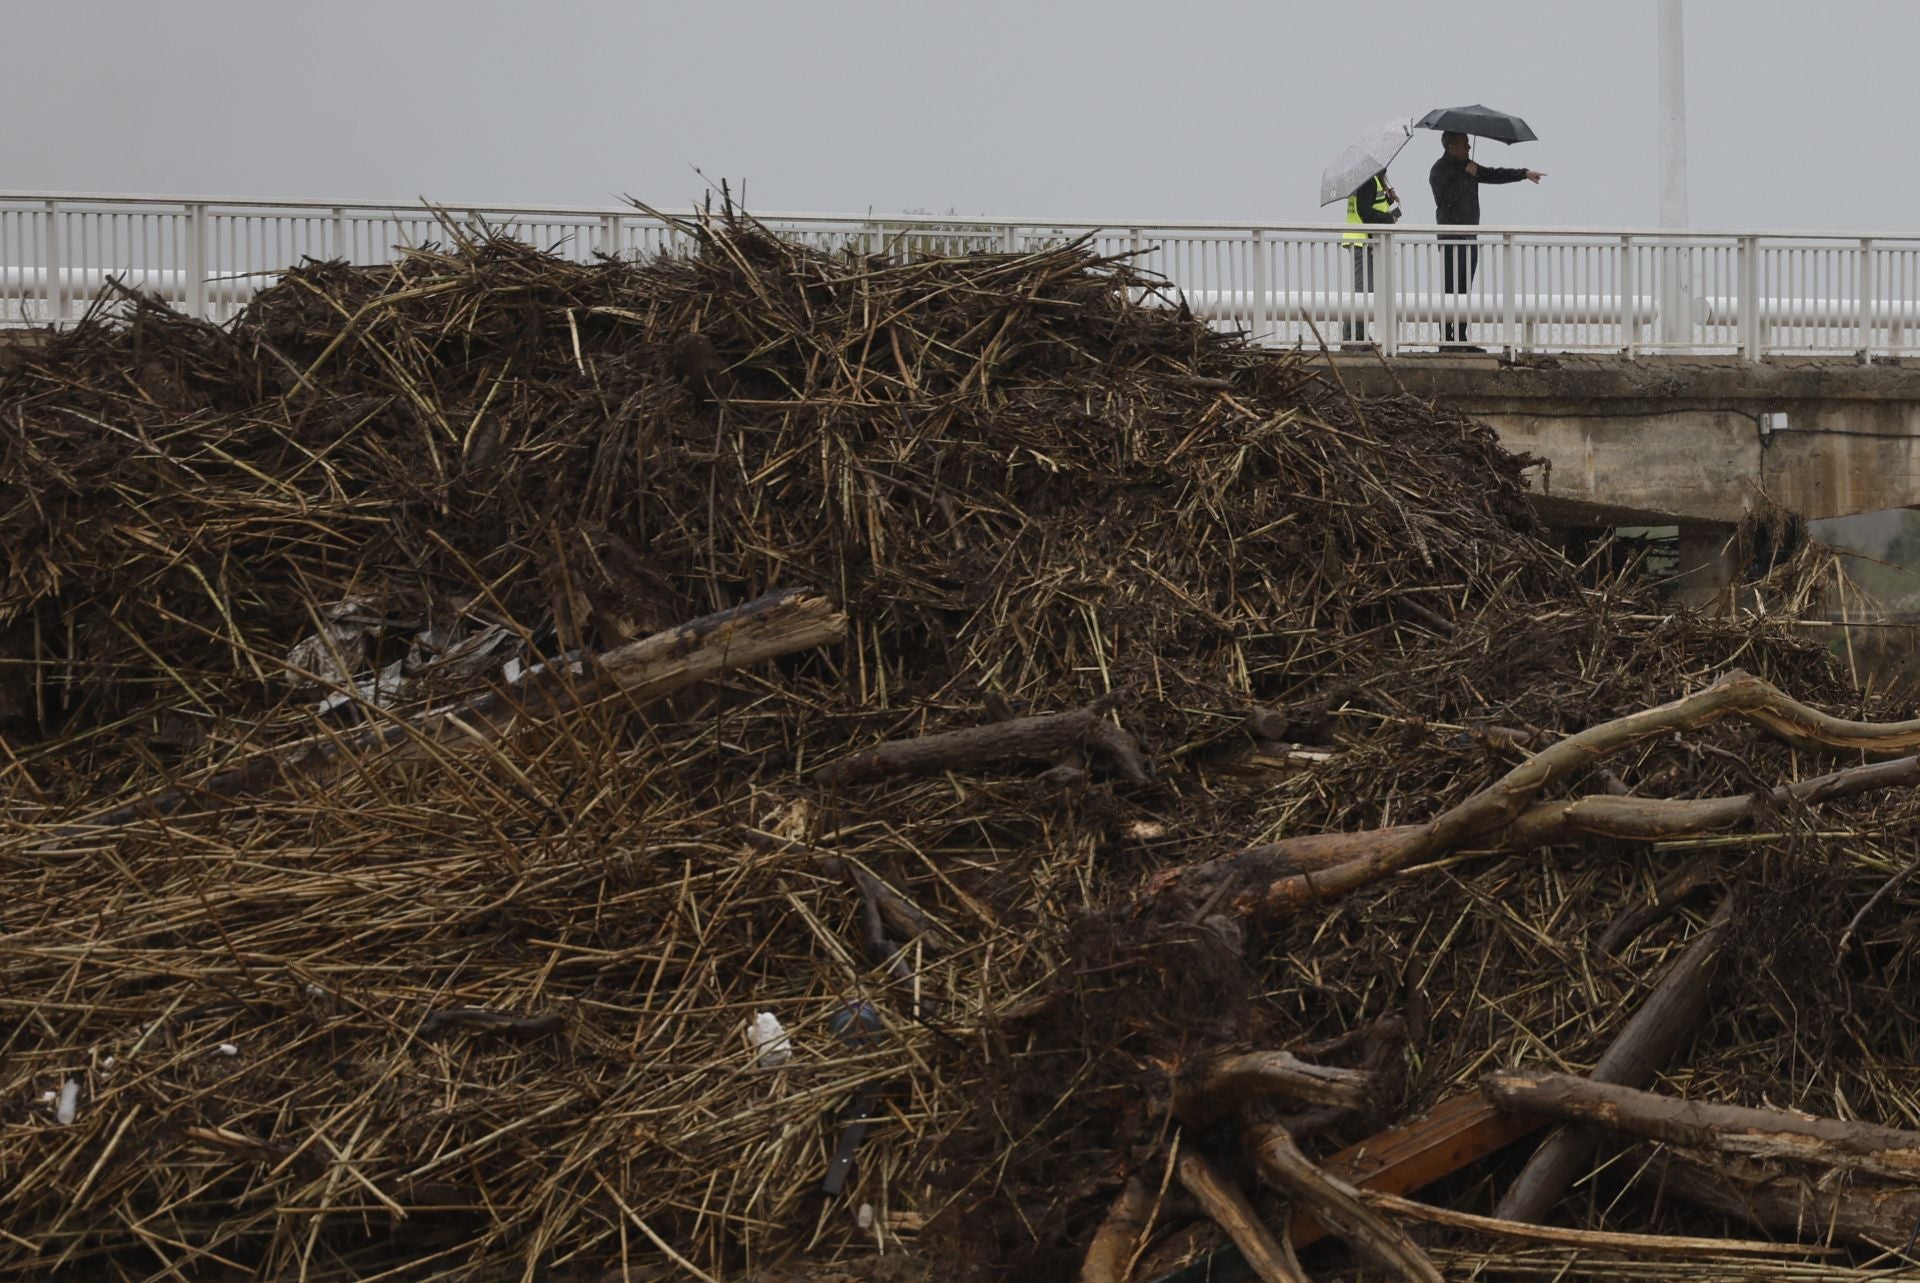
[1343,170,1399,345]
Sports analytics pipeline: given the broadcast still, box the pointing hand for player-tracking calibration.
[1526,171,1546,183]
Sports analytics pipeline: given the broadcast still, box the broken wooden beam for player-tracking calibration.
[1289,1091,1542,1249]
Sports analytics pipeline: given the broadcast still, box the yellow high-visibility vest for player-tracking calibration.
[1343,176,1393,244]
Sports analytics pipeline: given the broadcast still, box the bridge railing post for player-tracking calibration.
[1500,233,1516,355]
[1249,228,1268,342]
[1375,228,1397,357]
[1737,234,1759,362]
[1658,237,1689,351]
[185,202,208,321]
[43,200,65,326]
[1860,237,1875,362]
[1620,234,1637,356]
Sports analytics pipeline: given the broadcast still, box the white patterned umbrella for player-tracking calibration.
[1319,116,1416,207]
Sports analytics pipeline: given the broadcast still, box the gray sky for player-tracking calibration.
[3,0,1909,230]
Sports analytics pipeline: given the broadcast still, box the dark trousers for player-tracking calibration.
[1344,244,1374,342]
[1441,238,1479,344]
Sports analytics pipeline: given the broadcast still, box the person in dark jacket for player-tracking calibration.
[1342,170,1399,343]
[1429,131,1545,348]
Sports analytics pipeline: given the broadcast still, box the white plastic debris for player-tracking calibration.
[283,597,386,690]
[856,1203,875,1230]
[39,1090,55,1104]
[214,1043,239,1057]
[304,983,326,998]
[55,1079,79,1125]
[748,1012,793,1067]
[100,1056,116,1069]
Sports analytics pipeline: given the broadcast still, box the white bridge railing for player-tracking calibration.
[3,191,1918,359]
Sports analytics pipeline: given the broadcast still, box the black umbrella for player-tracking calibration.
[1415,104,1537,144]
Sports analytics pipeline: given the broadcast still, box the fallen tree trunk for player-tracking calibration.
[68,589,846,832]
[815,700,1150,786]
[1146,670,1920,921]
[1652,1150,1920,1246]
[1493,898,1733,1223]
[1175,1050,1371,1126]
[1484,1072,1920,1182]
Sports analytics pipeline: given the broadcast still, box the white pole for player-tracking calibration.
[1658,0,1690,229]
[1657,0,1692,345]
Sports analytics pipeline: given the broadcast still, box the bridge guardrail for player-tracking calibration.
[0,193,1915,360]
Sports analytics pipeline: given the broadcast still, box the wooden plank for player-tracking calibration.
[1288,1092,1542,1248]
[1147,1095,1540,1283]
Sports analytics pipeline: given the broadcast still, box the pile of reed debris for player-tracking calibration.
[3,204,1920,1283]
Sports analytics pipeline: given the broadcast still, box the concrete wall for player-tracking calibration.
[1337,355,1920,525]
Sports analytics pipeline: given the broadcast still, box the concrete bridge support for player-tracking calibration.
[1334,355,1920,529]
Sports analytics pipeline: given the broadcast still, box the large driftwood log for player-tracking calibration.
[1484,1072,1920,1182]
[815,701,1150,786]
[1652,1151,1920,1246]
[1492,898,1734,1223]
[1149,670,1920,921]
[1248,1123,1442,1283]
[68,589,846,832]
[1176,1151,1309,1283]
[1174,1051,1371,1126]
[1163,755,1920,907]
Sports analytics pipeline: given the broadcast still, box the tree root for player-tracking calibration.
[1249,1123,1443,1283]
[1078,1176,1152,1283]
[1175,1051,1371,1127]
[1176,1151,1309,1283]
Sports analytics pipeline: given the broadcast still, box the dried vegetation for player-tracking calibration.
[2,205,1919,1282]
